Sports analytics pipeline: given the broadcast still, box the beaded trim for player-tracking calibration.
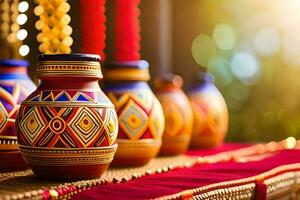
[36,61,102,78]
[0,136,18,144]
[19,145,118,166]
[117,139,161,147]
[191,183,255,200]
[0,136,18,150]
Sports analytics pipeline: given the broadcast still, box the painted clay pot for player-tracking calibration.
[188,72,228,149]
[0,59,36,151]
[16,54,118,180]
[154,74,193,155]
[103,60,164,166]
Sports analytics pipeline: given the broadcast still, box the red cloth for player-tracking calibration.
[186,142,250,156]
[80,0,106,61]
[114,0,141,61]
[72,145,300,199]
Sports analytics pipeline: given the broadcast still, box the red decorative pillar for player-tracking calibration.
[114,0,141,61]
[80,0,106,61]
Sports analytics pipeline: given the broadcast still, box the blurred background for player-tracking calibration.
[2,0,300,142]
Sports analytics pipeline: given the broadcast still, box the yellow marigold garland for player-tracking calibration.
[34,0,73,54]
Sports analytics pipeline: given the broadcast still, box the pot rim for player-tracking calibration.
[0,59,29,67]
[36,53,103,79]
[38,53,101,62]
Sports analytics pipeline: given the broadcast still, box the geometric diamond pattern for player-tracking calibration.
[108,90,164,140]
[19,107,45,145]
[0,102,8,133]
[119,99,148,140]
[17,89,118,148]
[104,110,118,145]
[69,107,103,147]
[132,91,153,113]
[17,103,117,148]
[149,98,165,139]
[162,101,184,137]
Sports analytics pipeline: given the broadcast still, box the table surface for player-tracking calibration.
[1,142,300,200]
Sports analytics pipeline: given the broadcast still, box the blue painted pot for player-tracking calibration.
[103,60,165,166]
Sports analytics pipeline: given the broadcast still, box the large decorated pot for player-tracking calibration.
[16,54,118,180]
[103,60,164,166]
[0,59,36,151]
[188,72,228,149]
[154,74,193,155]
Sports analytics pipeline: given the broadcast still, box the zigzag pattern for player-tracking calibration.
[26,90,111,105]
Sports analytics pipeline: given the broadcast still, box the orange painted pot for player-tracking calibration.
[188,73,228,149]
[103,60,164,166]
[16,54,118,180]
[154,74,193,155]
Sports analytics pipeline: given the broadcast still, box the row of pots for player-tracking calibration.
[0,53,228,180]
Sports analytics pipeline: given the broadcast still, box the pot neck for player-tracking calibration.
[104,60,150,82]
[154,74,183,92]
[38,78,100,91]
[187,73,215,92]
[103,81,150,91]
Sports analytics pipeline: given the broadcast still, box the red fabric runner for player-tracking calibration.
[186,142,250,156]
[72,146,300,200]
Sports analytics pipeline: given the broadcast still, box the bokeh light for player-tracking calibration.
[17,14,27,25]
[282,28,300,68]
[19,45,30,56]
[230,52,261,85]
[253,27,281,56]
[208,57,233,87]
[228,83,250,102]
[213,23,236,51]
[17,29,28,40]
[18,1,29,13]
[286,136,296,149]
[191,34,217,67]
[7,33,16,43]
[17,1,29,57]
[187,0,300,142]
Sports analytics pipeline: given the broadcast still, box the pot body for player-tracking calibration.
[155,74,193,155]
[16,54,118,180]
[188,73,228,149]
[103,60,164,166]
[0,59,36,151]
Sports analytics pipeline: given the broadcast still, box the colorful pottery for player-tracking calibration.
[0,59,36,151]
[154,74,193,155]
[103,60,164,166]
[16,54,118,180]
[188,72,228,149]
